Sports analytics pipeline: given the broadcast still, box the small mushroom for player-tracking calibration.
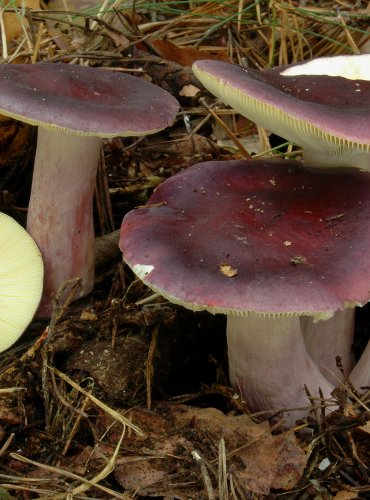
[120,159,370,425]
[192,55,370,169]
[0,63,179,315]
[0,212,43,351]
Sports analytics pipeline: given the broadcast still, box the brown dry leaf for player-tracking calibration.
[114,460,168,492]
[95,403,301,497]
[219,263,238,277]
[151,39,230,67]
[224,417,275,495]
[3,0,40,43]
[179,84,201,98]
[333,492,358,500]
[104,28,130,49]
[271,431,307,490]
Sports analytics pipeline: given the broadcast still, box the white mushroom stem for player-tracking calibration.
[227,315,335,426]
[27,127,102,316]
[349,340,370,389]
[300,309,356,385]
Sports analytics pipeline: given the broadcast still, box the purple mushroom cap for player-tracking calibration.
[0,63,179,136]
[192,55,370,169]
[120,159,370,317]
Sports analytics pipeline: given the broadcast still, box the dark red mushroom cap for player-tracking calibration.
[192,57,370,168]
[120,159,370,319]
[0,63,179,136]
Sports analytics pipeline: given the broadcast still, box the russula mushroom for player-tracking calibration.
[0,63,179,315]
[0,212,43,351]
[192,55,370,169]
[192,54,370,382]
[120,159,370,425]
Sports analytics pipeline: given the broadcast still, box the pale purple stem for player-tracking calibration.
[349,339,370,389]
[27,127,102,316]
[227,315,335,426]
[301,309,355,385]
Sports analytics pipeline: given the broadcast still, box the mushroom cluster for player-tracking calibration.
[191,54,370,396]
[120,54,370,425]
[0,63,179,315]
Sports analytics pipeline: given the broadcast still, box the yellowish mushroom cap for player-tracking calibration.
[0,213,44,351]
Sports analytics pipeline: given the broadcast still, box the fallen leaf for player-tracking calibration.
[232,419,278,495]
[179,84,201,98]
[152,39,230,66]
[271,431,307,490]
[333,492,358,500]
[219,263,238,277]
[95,403,301,497]
[3,0,40,43]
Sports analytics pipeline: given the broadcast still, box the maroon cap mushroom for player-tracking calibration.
[193,54,370,384]
[120,159,370,425]
[0,63,179,315]
[192,55,370,169]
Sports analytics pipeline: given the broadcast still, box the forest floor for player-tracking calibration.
[0,0,369,498]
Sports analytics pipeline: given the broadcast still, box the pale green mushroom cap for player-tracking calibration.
[0,213,44,351]
[192,55,370,169]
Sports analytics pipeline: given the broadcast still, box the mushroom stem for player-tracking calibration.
[349,340,370,389]
[227,315,335,425]
[27,128,102,316]
[301,309,356,385]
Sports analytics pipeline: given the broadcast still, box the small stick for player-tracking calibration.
[199,98,252,158]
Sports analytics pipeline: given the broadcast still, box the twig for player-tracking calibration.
[192,450,215,500]
[218,437,228,500]
[10,426,129,500]
[146,324,159,410]
[0,8,8,60]
[41,277,82,430]
[53,366,144,436]
[199,98,252,158]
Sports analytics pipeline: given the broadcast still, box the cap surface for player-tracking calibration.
[120,159,370,319]
[0,213,44,351]
[280,54,370,80]
[0,63,179,137]
[192,57,370,167]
